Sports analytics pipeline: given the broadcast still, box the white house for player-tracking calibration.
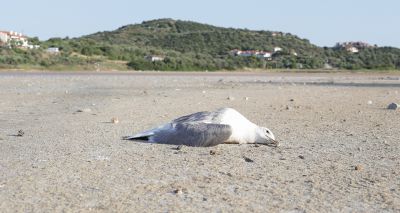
[237,50,254,57]
[230,49,272,59]
[46,47,60,54]
[27,44,40,49]
[0,30,31,48]
[145,55,164,62]
[256,51,272,58]
[0,31,9,43]
[274,47,282,52]
[8,31,28,47]
[346,46,359,53]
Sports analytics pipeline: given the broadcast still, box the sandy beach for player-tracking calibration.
[0,71,399,212]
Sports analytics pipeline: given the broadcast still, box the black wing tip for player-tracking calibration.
[122,136,132,140]
[122,136,150,141]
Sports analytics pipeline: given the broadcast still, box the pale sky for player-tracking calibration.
[1,0,399,47]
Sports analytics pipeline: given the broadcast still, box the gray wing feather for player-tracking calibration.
[152,123,232,147]
[172,111,213,123]
[172,109,226,124]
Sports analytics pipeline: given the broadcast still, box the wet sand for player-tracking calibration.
[0,71,399,212]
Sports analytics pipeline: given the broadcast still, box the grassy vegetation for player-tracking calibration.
[1,18,399,71]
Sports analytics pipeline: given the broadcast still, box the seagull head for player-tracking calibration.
[255,126,278,146]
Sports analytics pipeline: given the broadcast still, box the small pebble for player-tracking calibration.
[354,165,363,171]
[387,103,398,110]
[111,117,119,124]
[290,99,294,102]
[209,150,217,155]
[77,108,91,113]
[285,105,291,110]
[244,97,249,101]
[17,130,24,137]
[243,156,254,163]
[367,100,373,105]
[227,96,235,101]
[298,155,305,159]
[173,188,183,195]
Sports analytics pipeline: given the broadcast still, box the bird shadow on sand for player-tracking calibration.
[122,136,280,148]
[8,134,23,137]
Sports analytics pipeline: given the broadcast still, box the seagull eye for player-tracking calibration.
[265,129,270,134]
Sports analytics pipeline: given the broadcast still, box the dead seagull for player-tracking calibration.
[124,108,277,147]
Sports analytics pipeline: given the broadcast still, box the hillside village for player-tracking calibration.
[0,30,62,54]
[335,41,377,53]
[229,42,376,59]
[229,47,298,60]
[0,30,39,49]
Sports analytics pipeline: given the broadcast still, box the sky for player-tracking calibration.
[1,0,399,47]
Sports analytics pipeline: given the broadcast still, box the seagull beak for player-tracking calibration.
[256,138,279,147]
[267,139,279,147]
[264,133,279,147]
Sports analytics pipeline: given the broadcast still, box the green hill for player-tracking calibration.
[85,18,321,56]
[72,18,326,70]
[1,18,400,71]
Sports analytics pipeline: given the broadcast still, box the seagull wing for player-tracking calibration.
[123,110,215,140]
[151,122,232,147]
[172,111,215,123]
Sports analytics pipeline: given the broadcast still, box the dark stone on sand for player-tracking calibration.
[354,165,363,171]
[243,156,254,163]
[17,130,24,137]
[387,103,398,110]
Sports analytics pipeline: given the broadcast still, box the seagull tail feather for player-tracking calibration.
[122,132,154,140]
[123,123,169,141]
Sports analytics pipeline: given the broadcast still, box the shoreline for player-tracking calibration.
[1,70,399,87]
